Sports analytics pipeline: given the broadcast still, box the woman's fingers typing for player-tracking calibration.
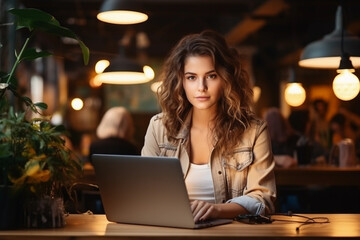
[191,200,219,222]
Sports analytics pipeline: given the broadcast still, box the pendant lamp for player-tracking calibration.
[94,55,154,85]
[284,68,306,107]
[299,6,360,69]
[332,5,360,101]
[97,0,148,25]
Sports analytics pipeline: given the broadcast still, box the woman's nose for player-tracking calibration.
[198,78,207,91]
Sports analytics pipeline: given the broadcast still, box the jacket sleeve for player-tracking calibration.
[228,121,277,215]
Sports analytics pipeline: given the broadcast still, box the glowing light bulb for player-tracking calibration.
[71,98,84,111]
[333,69,360,101]
[284,83,306,107]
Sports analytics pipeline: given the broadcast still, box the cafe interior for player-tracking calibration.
[1,0,360,223]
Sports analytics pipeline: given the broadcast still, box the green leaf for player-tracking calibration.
[34,102,48,110]
[78,40,90,65]
[21,48,52,61]
[8,8,60,31]
[31,21,90,65]
[21,96,33,106]
[39,120,51,131]
[9,8,89,65]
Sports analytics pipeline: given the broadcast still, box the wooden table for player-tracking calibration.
[275,165,360,186]
[0,214,360,239]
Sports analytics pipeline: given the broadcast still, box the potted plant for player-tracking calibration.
[0,8,89,229]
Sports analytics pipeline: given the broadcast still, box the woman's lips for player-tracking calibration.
[195,96,210,101]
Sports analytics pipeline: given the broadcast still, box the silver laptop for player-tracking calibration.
[92,154,233,228]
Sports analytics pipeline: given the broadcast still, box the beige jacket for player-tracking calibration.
[141,111,276,215]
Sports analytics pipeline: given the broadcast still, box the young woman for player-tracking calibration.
[142,30,276,222]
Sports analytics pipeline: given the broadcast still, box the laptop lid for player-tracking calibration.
[92,154,232,229]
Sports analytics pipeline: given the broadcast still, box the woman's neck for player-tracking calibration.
[192,108,217,130]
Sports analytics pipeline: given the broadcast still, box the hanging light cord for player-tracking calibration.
[340,1,345,57]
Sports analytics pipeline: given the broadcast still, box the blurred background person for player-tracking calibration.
[89,106,139,163]
[288,109,327,165]
[330,108,360,164]
[306,99,331,153]
[263,107,298,168]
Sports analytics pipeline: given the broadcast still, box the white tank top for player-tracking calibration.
[184,163,215,203]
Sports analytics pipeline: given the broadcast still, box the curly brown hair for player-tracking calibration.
[157,30,255,155]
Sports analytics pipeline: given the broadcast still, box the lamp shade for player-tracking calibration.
[299,6,360,69]
[94,56,154,85]
[97,0,148,25]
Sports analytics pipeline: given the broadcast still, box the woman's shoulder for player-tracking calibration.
[239,117,268,140]
[248,117,267,130]
[151,112,163,120]
[149,112,164,125]
[147,112,167,133]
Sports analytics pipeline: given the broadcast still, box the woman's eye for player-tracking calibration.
[186,75,196,80]
[207,74,217,79]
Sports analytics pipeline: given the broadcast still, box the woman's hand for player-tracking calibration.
[190,200,220,222]
[190,200,249,222]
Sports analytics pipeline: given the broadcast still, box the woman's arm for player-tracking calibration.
[228,121,277,215]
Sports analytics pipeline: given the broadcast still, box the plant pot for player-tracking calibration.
[0,185,24,230]
[24,196,66,228]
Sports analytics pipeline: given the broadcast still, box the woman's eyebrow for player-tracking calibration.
[184,70,216,75]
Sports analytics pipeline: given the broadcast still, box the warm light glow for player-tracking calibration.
[143,65,155,80]
[71,98,84,111]
[95,60,110,73]
[333,69,360,101]
[151,81,162,93]
[94,71,152,84]
[51,112,63,126]
[97,10,148,24]
[299,56,360,69]
[89,77,103,88]
[95,64,154,85]
[30,75,43,105]
[253,86,261,103]
[284,83,306,107]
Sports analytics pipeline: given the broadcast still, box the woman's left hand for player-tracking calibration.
[190,200,220,222]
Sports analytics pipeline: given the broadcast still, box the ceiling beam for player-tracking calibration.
[225,0,289,46]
